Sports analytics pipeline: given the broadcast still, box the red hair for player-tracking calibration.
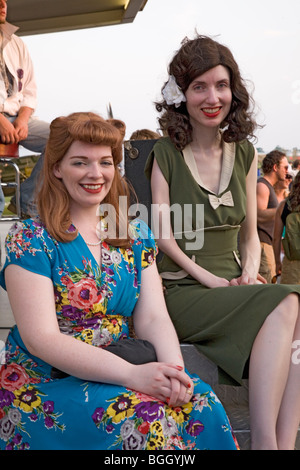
[37,112,131,246]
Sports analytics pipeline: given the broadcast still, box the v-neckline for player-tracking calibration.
[182,139,236,196]
[71,225,103,271]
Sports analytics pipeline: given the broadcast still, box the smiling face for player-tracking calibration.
[53,140,115,213]
[185,65,232,131]
[275,156,289,182]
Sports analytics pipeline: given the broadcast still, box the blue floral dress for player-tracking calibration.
[0,218,238,450]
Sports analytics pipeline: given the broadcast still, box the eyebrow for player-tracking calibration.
[69,155,113,159]
[193,78,230,85]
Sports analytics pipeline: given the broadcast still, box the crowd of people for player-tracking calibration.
[0,1,299,452]
[257,151,300,284]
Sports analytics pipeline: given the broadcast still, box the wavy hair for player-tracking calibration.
[261,150,286,174]
[287,171,300,212]
[37,112,132,246]
[156,34,259,150]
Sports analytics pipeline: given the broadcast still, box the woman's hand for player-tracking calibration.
[128,362,194,406]
[229,272,267,286]
[199,270,230,288]
[168,376,194,407]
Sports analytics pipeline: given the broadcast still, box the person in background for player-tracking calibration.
[274,173,292,203]
[273,171,300,285]
[0,112,238,450]
[130,129,161,140]
[146,33,300,450]
[257,150,289,282]
[0,0,49,217]
[290,159,300,178]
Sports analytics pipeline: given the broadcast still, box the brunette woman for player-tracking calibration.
[146,35,300,450]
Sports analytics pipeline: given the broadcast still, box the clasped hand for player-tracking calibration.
[229,272,267,286]
[130,362,194,407]
[0,115,29,144]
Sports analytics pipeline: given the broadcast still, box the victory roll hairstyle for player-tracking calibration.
[37,112,131,246]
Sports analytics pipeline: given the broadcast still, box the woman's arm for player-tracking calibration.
[133,260,194,404]
[150,158,229,288]
[5,265,136,384]
[272,201,285,275]
[231,150,262,285]
[133,262,184,366]
[5,264,191,404]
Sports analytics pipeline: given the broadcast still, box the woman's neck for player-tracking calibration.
[70,205,100,231]
[190,125,221,154]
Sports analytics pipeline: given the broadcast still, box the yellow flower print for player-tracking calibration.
[91,301,106,315]
[78,329,94,344]
[146,421,165,450]
[166,402,193,424]
[141,248,154,268]
[60,290,69,306]
[13,385,42,413]
[120,248,134,266]
[107,393,140,424]
[102,316,124,336]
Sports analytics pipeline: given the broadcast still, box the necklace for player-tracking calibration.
[86,239,101,246]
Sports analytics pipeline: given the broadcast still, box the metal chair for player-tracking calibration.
[0,143,21,221]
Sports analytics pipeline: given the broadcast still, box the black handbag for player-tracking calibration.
[50,339,157,379]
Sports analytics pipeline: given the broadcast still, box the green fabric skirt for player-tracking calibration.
[163,280,300,385]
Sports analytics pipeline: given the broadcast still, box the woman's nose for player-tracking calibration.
[206,86,219,104]
[88,163,103,178]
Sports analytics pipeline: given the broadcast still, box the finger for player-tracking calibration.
[167,376,194,407]
[173,383,194,407]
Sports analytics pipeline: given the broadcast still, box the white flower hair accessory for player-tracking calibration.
[162,75,186,108]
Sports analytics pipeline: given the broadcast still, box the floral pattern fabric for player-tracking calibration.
[0,218,238,450]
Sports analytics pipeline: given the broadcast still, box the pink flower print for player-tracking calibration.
[0,364,30,392]
[68,277,102,310]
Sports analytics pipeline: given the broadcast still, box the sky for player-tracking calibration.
[20,0,300,154]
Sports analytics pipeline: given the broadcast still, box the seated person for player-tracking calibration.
[0,9,49,217]
[0,112,238,450]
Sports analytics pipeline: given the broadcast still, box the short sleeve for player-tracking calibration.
[237,139,255,175]
[144,137,179,185]
[0,220,56,290]
[129,219,158,270]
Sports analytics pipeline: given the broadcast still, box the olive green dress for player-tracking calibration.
[145,137,300,385]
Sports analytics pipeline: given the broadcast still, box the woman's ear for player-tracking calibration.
[53,163,62,179]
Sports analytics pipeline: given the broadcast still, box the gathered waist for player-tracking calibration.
[159,225,241,281]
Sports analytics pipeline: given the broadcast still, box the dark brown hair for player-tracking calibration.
[156,34,259,150]
[287,171,300,212]
[261,150,286,174]
[37,112,131,246]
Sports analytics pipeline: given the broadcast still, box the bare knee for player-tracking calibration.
[270,293,299,328]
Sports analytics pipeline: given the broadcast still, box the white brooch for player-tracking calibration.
[162,75,186,108]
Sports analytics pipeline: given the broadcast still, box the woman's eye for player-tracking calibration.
[218,82,230,89]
